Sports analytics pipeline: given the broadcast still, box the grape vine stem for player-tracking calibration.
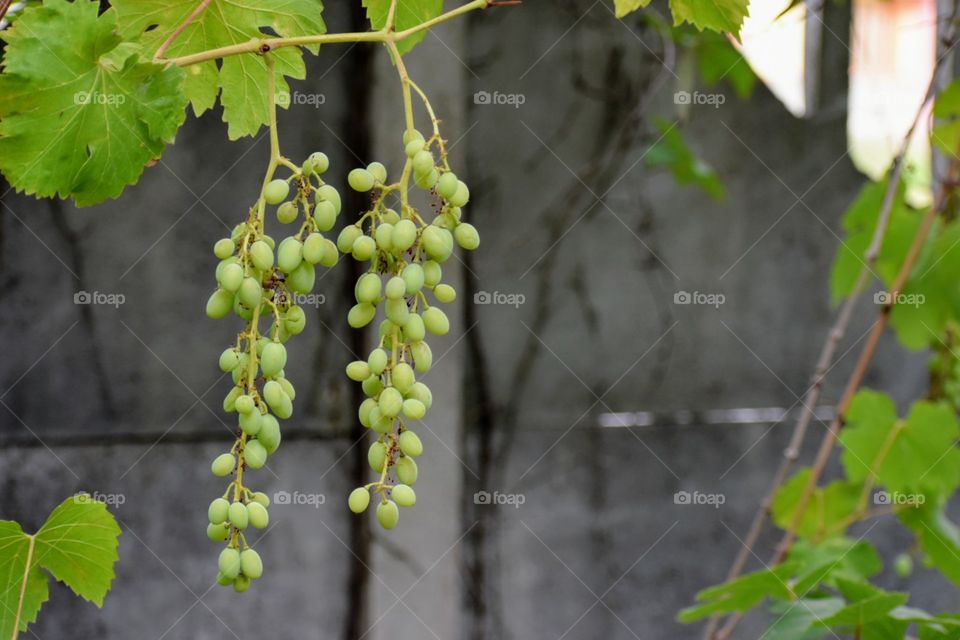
[11,534,35,640]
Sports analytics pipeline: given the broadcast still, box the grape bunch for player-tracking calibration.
[340,128,480,530]
[204,151,340,590]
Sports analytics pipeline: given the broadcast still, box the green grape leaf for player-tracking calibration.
[363,0,443,55]
[677,564,796,622]
[615,0,749,34]
[840,392,960,497]
[816,592,909,629]
[0,0,188,206]
[788,537,882,594]
[645,118,726,201]
[0,522,48,640]
[764,598,845,640]
[614,0,650,18]
[919,614,960,640]
[693,29,756,99]
[112,0,326,139]
[772,469,863,540]
[899,498,960,586]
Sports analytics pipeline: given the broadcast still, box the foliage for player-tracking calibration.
[615,0,750,36]
[645,118,725,200]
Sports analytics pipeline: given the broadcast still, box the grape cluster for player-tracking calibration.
[341,129,479,529]
[204,151,340,590]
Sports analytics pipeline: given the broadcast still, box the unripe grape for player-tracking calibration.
[284,306,306,335]
[316,185,342,214]
[437,172,459,200]
[349,488,371,514]
[449,181,470,207]
[319,239,339,267]
[362,375,384,397]
[403,129,425,145]
[306,151,330,175]
[434,283,457,303]
[313,201,337,232]
[409,382,433,410]
[233,575,251,593]
[368,348,389,375]
[274,393,294,420]
[337,226,362,253]
[288,261,316,294]
[423,307,450,335]
[208,498,230,524]
[359,398,378,427]
[232,353,252,384]
[454,222,480,251]
[245,439,268,469]
[347,361,371,382]
[261,342,287,377]
[219,349,240,373]
[219,548,242,580]
[410,341,433,373]
[385,276,407,300]
[403,398,427,420]
[303,233,326,264]
[392,484,416,508]
[234,394,255,415]
[233,297,254,322]
[279,376,296,400]
[216,262,243,292]
[382,208,401,224]
[377,500,400,530]
[379,387,404,418]
[263,380,286,411]
[403,314,426,342]
[264,179,290,205]
[207,523,230,542]
[277,237,304,274]
[277,201,298,224]
[423,226,453,261]
[348,168,375,192]
[402,263,425,294]
[396,457,419,485]
[368,441,387,472]
[223,386,243,413]
[375,223,394,251]
[252,492,271,507]
[399,431,424,457]
[214,238,236,260]
[392,363,415,394]
[348,303,377,328]
[229,502,249,530]
[413,150,434,176]
[405,139,425,157]
[423,261,442,287]
[261,234,276,250]
[238,277,262,309]
[368,162,388,184]
[250,240,274,271]
[240,549,263,580]
[352,236,377,261]
[356,273,382,303]
[392,219,418,252]
[247,501,269,530]
[415,169,439,190]
[217,572,233,586]
[212,453,236,477]
[258,415,281,454]
[895,553,913,578]
[206,289,234,319]
[386,298,410,326]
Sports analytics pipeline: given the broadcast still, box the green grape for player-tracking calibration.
[206,289,234,319]
[454,222,480,250]
[403,314,426,342]
[356,273,382,303]
[359,398,377,427]
[313,200,337,231]
[306,151,330,175]
[402,398,427,420]
[403,129,425,145]
[229,502,249,530]
[261,342,287,377]
[396,457,419,485]
[208,498,231,524]
[352,236,377,261]
[284,306,306,335]
[368,349,389,375]
[277,237,304,274]
[316,185,342,214]
[240,549,263,580]
[392,219,418,252]
[235,395,256,414]
[413,150,434,176]
[219,548,242,580]
[392,363,415,394]
[375,223,394,251]
[303,233,326,264]
[348,488,371,514]
[233,298,254,322]
[379,387,403,418]
[277,201,298,224]
[207,523,230,542]
[384,277,406,301]
[410,341,433,373]
[250,240,274,271]
[264,179,290,205]
[252,492,271,507]
[368,162,388,184]
[423,307,450,335]
[238,277,262,309]
[212,453,236,477]
[278,377,296,401]
[434,284,457,303]
[392,484,416,508]
[377,500,400,530]
[337,226,362,253]
[223,386,243,412]
[415,169,439,190]
[409,382,433,410]
[348,168,375,192]
[319,239,340,267]
[274,394,294,420]
[214,238,236,260]
[399,431,423,457]
[247,501,269,529]
[219,349,240,373]
[422,226,453,261]
[258,415,281,454]
[449,181,470,207]
[245,440,268,469]
[217,572,233,587]
[348,303,377,328]
[402,263,425,294]
[405,139,425,157]
[437,172,458,200]
[382,209,401,225]
[895,553,913,578]
[347,361,371,382]
[368,441,387,471]
[362,375,384,397]
[288,261,316,294]
[233,575,251,593]
[263,380,286,410]
[423,261,442,287]
[239,412,261,439]
[385,298,410,326]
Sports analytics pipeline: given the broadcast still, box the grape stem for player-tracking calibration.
[11,534,35,640]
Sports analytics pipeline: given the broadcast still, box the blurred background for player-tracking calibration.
[0,0,955,638]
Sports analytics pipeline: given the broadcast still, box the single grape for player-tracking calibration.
[263,380,285,410]
[352,236,377,261]
[385,276,407,300]
[288,262,316,294]
[313,200,337,232]
[261,342,287,377]
[264,179,290,205]
[375,223,394,251]
[454,222,480,250]
[379,387,404,418]
[449,181,470,207]
[368,441,387,471]
[385,298,410,326]
[437,172,459,200]
[250,240,274,271]
[405,139,425,158]
[392,484,416,508]
[228,502,249,530]
[235,394,256,414]
[277,237,304,274]
[377,500,400,530]
[403,397,427,419]
[348,168,375,192]
[233,575,251,593]
[207,523,230,542]
[399,431,423,457]
[306,151,330,175]
[411,341,433,373]
[422,226,453,261]
[277,201,298,224]
[206,289,234,319]
[362,375,384,397]
[208,498,230,524]
[316,185,342,214]
[246,501,269,529]
[434,283,457,303]
[403,129,425,145]
[252,492,271,507]
[403,314,426,342]
[413,150,434,176]
[240,549,263,580]
[356,273,382,303]
[392,219,418,252]
[368,348,389,375]
[239,410,262,436]
[348,487,371,514]
[212,453,236,477]
[348,303,377,328]
[258,415,282,454]
[285,306,306,335]
[402,263,425,294]
[238,277,262,309]
[396,457,419,485]
[219,548,242,580]
[223,386,243,413]
[214,238,236,260]
[368,162,388,184]
[422,261,442,288]
[347,361,371,382]
[219,349,240,373]
[245,439,268,469]
[392,363,415,394]
[415,169,439,190]
[319,239,340,267]
[895,553,913,578]
[217,572,233,587]
[359,398,378,427]
[337,226,363,253]
[303,233,326,264]
[423,307,450,335]
[409,382,433,410]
